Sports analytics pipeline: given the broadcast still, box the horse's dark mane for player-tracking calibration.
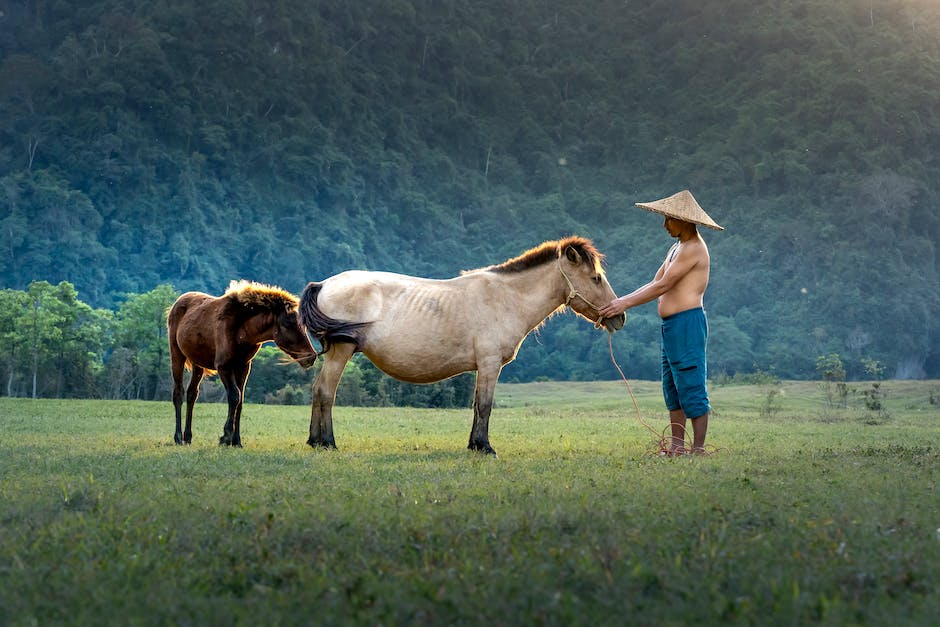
[223,280,299,314]
[475,236,604,274]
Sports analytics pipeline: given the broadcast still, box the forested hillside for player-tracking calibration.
[2,0,939,386]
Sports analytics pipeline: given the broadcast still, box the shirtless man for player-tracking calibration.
[598,190,723,455]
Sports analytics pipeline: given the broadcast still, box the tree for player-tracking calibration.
[110,285,179,400]
[0,288,30,396]
[15,281,106,398]
[0,54,50,170]
[24,281,63,398]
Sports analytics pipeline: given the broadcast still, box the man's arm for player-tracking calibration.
[598,246,699,317]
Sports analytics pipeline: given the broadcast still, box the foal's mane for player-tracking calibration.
[223,280,299,313]
[469,236,605,274]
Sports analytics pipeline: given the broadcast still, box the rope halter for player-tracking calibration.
[557,258,605,329]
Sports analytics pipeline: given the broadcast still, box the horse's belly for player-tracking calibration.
[363,343,475,384]
[176,331,218,370]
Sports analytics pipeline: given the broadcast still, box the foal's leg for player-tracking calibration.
[468,359,502,456]
[218,368,242,446]
[170,345,187,445]
[308,343,355,449]
[229,363,252,448]
[183,366,204,445]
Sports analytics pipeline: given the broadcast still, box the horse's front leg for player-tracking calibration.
[468,360,501,456]
[183,366,205,444]
[308,343,355,450]
[218,368,242,447]
[229,364,252,448]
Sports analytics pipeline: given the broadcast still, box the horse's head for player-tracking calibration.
[558,241,626,332]
[272,308,318,368]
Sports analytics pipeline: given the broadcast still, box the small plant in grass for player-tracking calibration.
[714,367,778,387]
[816,353,848,409]
[859,357,890,423]
[759,386,783,418]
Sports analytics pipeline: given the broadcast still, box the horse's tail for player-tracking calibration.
[298,281,370,354]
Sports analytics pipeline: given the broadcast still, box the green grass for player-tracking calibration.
[1,380,938,626]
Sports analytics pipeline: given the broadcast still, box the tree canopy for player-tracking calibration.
[2,0,938,382]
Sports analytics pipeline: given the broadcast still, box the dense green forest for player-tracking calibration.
[2,0,939,400]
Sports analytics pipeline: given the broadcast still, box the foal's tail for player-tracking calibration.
[298,282,370,354]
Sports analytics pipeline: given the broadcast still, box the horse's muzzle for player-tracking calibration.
[602,313,626,332]
[296,353,319,369]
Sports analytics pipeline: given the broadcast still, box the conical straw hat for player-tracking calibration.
[635,190,723,231]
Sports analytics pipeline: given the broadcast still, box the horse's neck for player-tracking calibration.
[241,312,275,343]
[487,261,566,328]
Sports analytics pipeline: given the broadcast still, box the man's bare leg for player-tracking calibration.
[669,408,687,453]
[690,413,709,453]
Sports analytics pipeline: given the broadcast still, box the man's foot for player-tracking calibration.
[660,446,689,457]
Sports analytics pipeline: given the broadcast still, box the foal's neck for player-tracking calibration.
[242,311,276,343]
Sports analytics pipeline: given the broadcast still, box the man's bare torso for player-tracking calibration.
[657,235,710,318]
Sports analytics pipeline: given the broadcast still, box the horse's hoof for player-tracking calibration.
[173,435,183,445]
[468,442,498,456]
[307,437,337,450]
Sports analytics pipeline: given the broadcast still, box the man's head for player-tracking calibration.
[636,190,723,231]
[663,216,696,238]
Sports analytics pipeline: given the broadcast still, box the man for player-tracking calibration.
[598,190,723,455]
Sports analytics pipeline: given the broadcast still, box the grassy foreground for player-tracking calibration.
[0,380,938,626]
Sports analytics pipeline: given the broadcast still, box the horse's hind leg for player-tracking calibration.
[183,366,204,444]
[308,343,355,449]
[170,340,187,445]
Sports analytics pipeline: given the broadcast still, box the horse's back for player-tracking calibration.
[317,271,420,320]
[311,271,487,381]
[168,291,214,318]
[167,292,225,370]
[317,271,475,328]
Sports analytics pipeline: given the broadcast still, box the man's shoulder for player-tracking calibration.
[683,236,708,254]
[683,237,710,266]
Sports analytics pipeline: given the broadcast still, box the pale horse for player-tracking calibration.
[297,236,626,456]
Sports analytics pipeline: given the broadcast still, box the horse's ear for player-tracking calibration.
[564,245,581,265]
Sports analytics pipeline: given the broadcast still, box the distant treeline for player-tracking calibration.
[0,281,473,405]
[2,0,939,379]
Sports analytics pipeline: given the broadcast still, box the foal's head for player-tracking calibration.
[226,281,318,367]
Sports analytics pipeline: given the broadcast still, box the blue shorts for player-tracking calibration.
[661,307,711,420]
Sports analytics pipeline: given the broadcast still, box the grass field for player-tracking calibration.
[1,379,938,626]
